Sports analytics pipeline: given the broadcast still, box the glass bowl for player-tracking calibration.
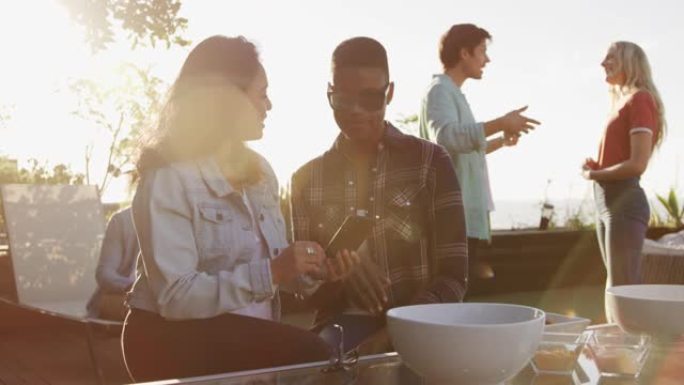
[532,331,589,375]
[587,328,650,379]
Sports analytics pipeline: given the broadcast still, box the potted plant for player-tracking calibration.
[647,188,684,240]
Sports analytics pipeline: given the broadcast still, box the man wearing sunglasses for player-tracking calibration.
[290,37,467,353]
[419,24,540,285]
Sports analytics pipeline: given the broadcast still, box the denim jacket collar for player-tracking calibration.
[197,157,234,198]
[197,156,270,206]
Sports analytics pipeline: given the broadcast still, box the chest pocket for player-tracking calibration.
[385,184,428,242]
[197,204,235,256]
[259,195,289,248]
[309,203,346,246]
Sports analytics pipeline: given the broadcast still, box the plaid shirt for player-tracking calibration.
[290,123,467,320]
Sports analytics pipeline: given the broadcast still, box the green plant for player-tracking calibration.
[0,156,85,232]
[564,213,594,230]
[0,157,85,185]
[69,63,165,194]
[655,188,684,228]
[562,195,595,230]
[394,114,419,136]
[649,210,667,228]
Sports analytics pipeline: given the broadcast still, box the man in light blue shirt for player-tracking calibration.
[419,24,540,280]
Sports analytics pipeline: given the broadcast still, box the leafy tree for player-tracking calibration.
[69,63,166,193]
[60,0,190,52]
[0,156,86,231]
[0,157,85,185]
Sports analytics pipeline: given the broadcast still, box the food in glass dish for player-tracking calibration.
[532,332,588,375]
[587,327,650,378]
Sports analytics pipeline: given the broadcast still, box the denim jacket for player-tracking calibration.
[127,153,289,320]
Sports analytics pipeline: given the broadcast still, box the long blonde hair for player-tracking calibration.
[136,36,263,184]
[609,41,666,147]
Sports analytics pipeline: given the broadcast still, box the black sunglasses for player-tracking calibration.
[327,83,390,112]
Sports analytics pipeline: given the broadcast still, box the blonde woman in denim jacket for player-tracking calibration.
[122,36,353,382]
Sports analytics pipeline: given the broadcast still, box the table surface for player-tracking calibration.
[140,325,684,385]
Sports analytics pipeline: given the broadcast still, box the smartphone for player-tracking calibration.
[325,215,373,259]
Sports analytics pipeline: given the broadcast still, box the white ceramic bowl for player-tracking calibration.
[606,284,684,339]
[387,303,545,385]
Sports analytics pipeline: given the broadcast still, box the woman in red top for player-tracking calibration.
[582,41,666,320]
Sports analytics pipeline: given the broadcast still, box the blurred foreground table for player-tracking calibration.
[139,325,684,385]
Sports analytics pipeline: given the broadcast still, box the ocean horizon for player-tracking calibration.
[491,197,673,230]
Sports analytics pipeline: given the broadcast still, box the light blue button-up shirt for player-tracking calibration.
[419,74,493,240]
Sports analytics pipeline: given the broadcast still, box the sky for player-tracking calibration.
[0,0,682,215]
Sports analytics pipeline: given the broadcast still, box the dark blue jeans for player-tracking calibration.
[593,178,650,287]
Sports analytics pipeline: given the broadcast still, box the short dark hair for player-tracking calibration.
[439,24,491,70]
[331,37,389,77]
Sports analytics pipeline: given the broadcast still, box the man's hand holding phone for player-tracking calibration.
[325,247,391,315]
[326,249,360,281]
[306,249,360,282]
[344,257,391,315]
[320,214,390,314]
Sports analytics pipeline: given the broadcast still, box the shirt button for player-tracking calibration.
[317,223,324,229]
[369,197,375,202]
[375,215,381,220]
[349,207,355,212]
[348,180,354,186]
[259,213,265,221]
[371,167,378,173]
